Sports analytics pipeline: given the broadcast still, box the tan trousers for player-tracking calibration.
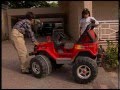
[11,29,30,70]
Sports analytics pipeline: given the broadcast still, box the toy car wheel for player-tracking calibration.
[72,56,98,84]
[30,55,52,78]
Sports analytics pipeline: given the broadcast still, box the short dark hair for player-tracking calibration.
[25,12,35,20]
[82,8,90,18]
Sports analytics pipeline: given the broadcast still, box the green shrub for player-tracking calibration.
[103,40,119,69]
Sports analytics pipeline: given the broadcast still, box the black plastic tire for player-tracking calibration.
[72,56,98,84]
[30,55,52,78]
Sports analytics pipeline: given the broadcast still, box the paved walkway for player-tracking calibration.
[2,40,119,89]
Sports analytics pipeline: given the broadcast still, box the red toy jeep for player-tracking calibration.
[29,23,98,84]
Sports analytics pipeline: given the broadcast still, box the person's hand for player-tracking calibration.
[90,19,95,24]
[34,41,39,45]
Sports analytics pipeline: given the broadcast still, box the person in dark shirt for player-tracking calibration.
[11,12,39,74]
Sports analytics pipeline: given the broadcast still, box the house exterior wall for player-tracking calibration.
[67,1,84,41]
[93,1,118,20]
[7,7,64,16]
[58,1,69,14]
[2,5,9,40]
[6,7,65,39]
[92,1,119,49]
[2,1,119,46]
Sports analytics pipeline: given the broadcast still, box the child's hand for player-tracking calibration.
[90,19,95,24]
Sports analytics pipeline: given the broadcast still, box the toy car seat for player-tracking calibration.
[52,29,65,48]
[52,29,75,50]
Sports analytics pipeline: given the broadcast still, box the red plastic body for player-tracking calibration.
[33,29,98,61]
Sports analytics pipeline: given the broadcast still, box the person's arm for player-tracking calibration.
[26,23,39,45]
[91,17,99,26]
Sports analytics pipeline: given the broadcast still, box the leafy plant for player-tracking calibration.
[103,40,119,69]
[2,1,58,9]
